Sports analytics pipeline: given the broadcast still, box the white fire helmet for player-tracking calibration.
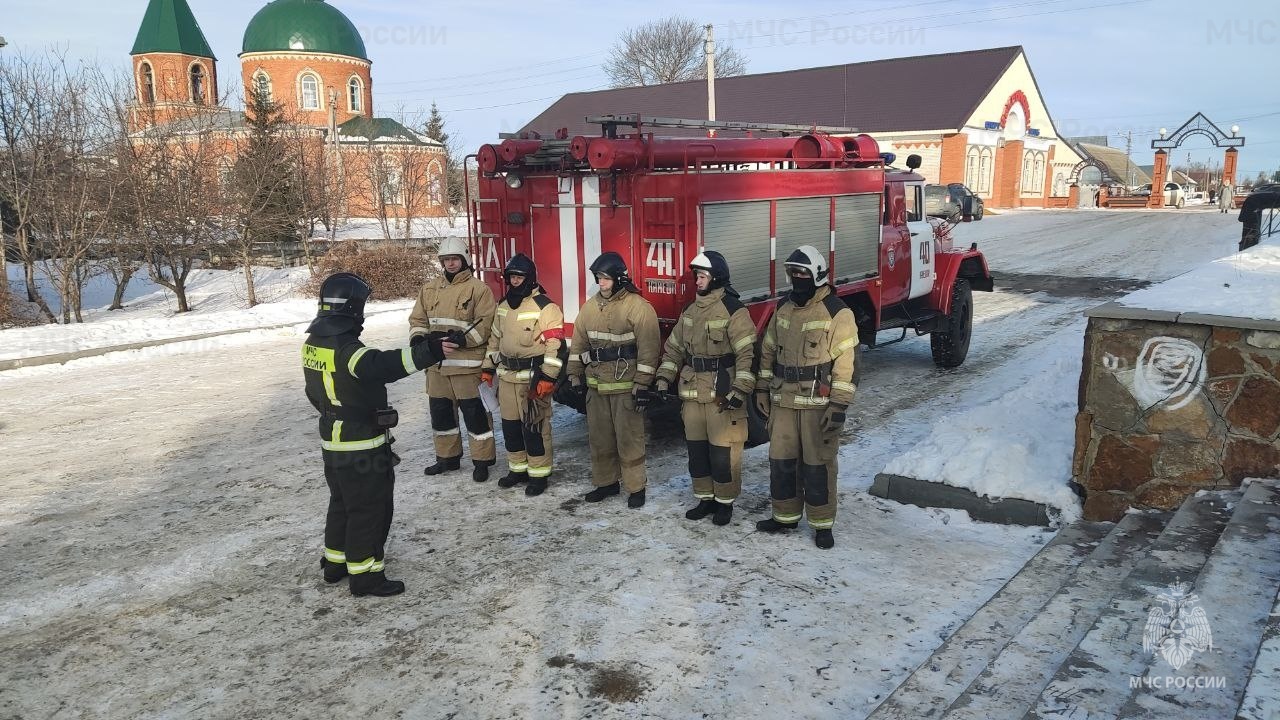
[783,245,829,283]
[436,237,470,264]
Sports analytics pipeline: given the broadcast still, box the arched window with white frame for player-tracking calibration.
[300,73,320,110]
[977,148,993,194]
[965,146,979,189]
[252,71,272,102]
[348,76,363,113]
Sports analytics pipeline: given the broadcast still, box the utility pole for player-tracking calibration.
[1124,130,1134,188]
[704,24,716,135]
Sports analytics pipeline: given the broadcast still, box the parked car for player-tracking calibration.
[924,183,985,221]
[1130,182,1186,208]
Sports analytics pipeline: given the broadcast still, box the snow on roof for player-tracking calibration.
[1114,241,1280,323]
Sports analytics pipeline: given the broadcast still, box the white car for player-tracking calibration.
[1131,182,1186,208]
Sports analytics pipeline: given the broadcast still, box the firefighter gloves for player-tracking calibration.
[754,390,771,420]
[822,403,848,433]
[481,369,495,387]
[718,391,744,413]
[632,387,651,410]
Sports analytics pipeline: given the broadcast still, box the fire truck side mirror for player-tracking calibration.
[906,154,922,171]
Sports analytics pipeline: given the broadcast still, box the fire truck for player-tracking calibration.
[464,114,994,385]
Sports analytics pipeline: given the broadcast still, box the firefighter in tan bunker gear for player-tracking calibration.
[409,237,498,482]
[480,254,565,497]
[755,245,858,550]
[567,252,661,508]
[655,250,756,526]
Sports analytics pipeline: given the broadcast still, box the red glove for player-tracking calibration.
[534,379,555,398]
[481,369,495,387]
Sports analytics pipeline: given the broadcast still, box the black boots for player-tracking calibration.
[472,460,494,482]
[712,503,733,526]
[424,456,461,475]
[525,476,548,497]
[349,571,405,597]
[685,499,717,520]
[756,517,798,532]
[497,470,528,488]
[628,489,646,509]
[321,558,347,584]
[814,529,835,549]
[584,482,620,503]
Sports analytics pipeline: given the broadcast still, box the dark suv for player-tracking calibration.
[925,183,985,221]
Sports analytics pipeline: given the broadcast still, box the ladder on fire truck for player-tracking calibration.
[583,114,861,138]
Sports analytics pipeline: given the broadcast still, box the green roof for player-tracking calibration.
[241,0,368,61]
[131,0,215,58]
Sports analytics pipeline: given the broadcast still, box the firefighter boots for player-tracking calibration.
[815,529,835,549]
[525,476,548,497]
[713,503,733,526]
[585,482,620,503]
[685,499,717,520]
[321,558,347,584]
[756,517,798,533]
[628,489,646,509]
[498,469,528,488]
[349,572,405,597]
[424,456,461,476]
[472,460,493,482]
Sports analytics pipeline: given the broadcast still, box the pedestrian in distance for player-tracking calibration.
[480,254,565,496]
[409,237,498,481]
[654,250,756,526]
[754,246,859,550]
[303,272,455,597]
[567,252,661,509]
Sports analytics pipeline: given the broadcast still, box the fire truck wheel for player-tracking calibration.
[931,278,972,368]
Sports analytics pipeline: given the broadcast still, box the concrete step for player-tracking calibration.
[1024,489,1243,720]
[1236,583,1280,720]
[942,511,1171,720]
[1118,480,1280,720]
[867,521,1113,720]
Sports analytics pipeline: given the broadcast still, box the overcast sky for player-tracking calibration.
[5,0,1277,179]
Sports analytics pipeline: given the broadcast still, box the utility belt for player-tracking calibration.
[687,354,735,373]
[324,405,399,429]
[585,344,638,363]
[773,361,833,383]
[500,354,543,371]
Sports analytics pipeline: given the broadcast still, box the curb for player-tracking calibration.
[869,473,1052,526]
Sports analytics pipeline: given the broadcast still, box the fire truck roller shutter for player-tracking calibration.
[775,198,832,283]
[834,194,881,281]
[702,201,772,301]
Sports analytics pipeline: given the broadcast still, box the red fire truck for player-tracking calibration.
[464,114,993,377]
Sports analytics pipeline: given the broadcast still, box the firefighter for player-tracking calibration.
[480,254,565,496]
[654,250,756,525]
[567,252,661,508]
[303,272,454,597]
[409,237,498,481]
[754,246,858,550]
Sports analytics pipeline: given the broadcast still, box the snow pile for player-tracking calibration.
[1116,241,1280,321]
[0,266,407,362]
[881,339,1083,523]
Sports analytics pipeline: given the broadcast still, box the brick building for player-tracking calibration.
[128,0,446,221]
[522,47,1084,210]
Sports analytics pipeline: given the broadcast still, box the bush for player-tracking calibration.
[307,242,438,301]
[0,290,42,329]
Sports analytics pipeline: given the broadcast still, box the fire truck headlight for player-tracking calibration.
[504,173,523,190]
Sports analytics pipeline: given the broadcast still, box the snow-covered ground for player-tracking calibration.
[0,209,1254,717]
[308,216,469,241]
[1116,242,1280,320]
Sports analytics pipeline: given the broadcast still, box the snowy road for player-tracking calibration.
[0,209,1245,718]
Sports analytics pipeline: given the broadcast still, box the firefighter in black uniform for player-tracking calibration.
[303,272,453,597]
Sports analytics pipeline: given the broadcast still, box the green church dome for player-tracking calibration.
[241,0,368,61]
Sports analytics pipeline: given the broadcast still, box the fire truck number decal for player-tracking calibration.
[646,279,677,295]
[485,238,500,269]
[646,241,676,277]
[918,240,931,279]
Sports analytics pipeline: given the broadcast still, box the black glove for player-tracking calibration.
[717,391,744,413]
[445,329,467,348]
[653,379,672,404]
[409,334,426,347]
[411,334,446,369]
[632,387,651,410]
[822,403,848,433]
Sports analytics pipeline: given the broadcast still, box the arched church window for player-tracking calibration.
[140,62,155,104]
[190,64,205,104]
[253,72,272,102]
[300,74,320,110]
[348,76,363,112]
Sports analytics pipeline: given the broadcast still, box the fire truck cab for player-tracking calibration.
[466,114,993,378]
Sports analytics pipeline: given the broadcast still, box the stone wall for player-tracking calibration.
[1074,310,1280,521]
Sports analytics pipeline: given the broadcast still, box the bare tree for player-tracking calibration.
[424,101,465,225]
[604,17,747,88]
